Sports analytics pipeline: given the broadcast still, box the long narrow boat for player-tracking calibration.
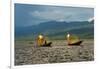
[67,33,83,45]
[37,34,52,47]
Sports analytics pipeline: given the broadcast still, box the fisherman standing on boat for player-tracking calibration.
[66,32,71,44]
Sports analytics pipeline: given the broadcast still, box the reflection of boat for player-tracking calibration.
[37,34,52,47]
[66,33,83,45]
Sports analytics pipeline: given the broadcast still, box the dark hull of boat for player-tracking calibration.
[68,41,83,45]
[40,42,52,47]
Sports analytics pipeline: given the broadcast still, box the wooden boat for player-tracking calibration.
[41,42,52,47]
[67,33,83,45]
[37,34,52,47]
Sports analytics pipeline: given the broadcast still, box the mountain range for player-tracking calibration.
[15,20,94,40]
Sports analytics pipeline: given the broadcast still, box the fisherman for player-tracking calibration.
[66,32,71,44]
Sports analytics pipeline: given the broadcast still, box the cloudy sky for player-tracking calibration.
[15,3,94,27]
